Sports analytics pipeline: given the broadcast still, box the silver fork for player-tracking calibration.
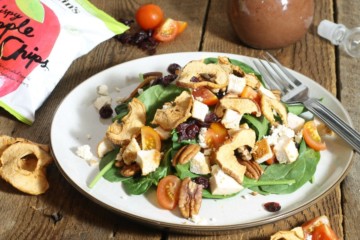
[253,52,360,154]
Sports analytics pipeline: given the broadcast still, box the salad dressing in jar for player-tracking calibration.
[228,0,314,49]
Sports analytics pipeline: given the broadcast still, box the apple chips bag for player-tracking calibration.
[0,0,129,124]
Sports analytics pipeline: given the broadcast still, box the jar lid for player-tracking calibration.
[317,20,346,45]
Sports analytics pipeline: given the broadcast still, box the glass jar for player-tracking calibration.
[228,0,314,49]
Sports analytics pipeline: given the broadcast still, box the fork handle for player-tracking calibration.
[304,98,360,154]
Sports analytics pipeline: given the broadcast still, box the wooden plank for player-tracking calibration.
[335,0,360,239]
[0,0,207,239]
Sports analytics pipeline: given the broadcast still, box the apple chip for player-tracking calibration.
[152,91,193,130]
[176,60,229,89]
[0,141,53,195]
[261,95,288,126]
[106,98,146,145]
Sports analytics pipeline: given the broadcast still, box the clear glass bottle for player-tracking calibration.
[317,20,360,58]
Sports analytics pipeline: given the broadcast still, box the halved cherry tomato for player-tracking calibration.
[192,87,219,106]
[303,121,326,151]
[265,146,277,165]
[205,123,228,149]
[135,4,164,30]
[302,216,339,240]
[141,126,161,151]
[176,21,188,34]
[156,175,181,210]
[311,224,339,240]
[240,86,261,105]
[265,154,276,165]
[153,18,178,42]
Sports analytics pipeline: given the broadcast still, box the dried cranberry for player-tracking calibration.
[162,74,177,85]
[115,33,133,44]
[215,90,226,99]
[99,104,113,119]
[190,76,200,82]
[186,124,199,139]
[176,121,200,141]
[264,202,281,212]
[119,18,134,26]
[193,177,210,189]
[150,74,177,87]
[204,112,220,124]
[167,63,181,75]
[132,30,148,44]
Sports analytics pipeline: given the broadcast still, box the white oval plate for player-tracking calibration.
[51,52,354,232]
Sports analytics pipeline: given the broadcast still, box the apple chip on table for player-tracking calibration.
[0,135,53,195]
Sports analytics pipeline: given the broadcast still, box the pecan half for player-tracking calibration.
[178,177,203,218]
[172,144,201,166]
[120,163,141,177]
[238,159,264,180]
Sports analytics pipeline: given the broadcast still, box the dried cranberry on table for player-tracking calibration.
[115,18,159,55]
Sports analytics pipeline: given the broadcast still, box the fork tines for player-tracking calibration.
[254,52,308,102]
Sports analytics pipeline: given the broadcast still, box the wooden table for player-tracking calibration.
[1,0,359,239]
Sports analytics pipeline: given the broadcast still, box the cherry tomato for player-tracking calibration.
[156,175,181,210]
[311,224,339,240]
[302,216,339,240]
[265,153,276,165]
[192,87,219,106]
[141,126,161,151]
[135,4,164,30]
[303,121,326,151]
[176,21,188,34]
[153,18,178,42]
[240,86,261,105]
[205,123,228,149]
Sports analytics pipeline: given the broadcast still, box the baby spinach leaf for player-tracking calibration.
[286,103,306,115]
[113,102,129,122]
[122,177,154,195]
[202,189,240,199]
[138,84,187,124]
[122,166,168,195]
[88,148,128,188]
[242,115,270,140]
[229,59,258,75]
[256,148,320,194]
[175,162,201,180]
[243,176,296,188]
[171,130,197,150]
[203,57,262,80]
[98,148,130,182]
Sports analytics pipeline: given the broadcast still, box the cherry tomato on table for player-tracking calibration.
[153,18,179,42]
[176,21,188,34]
[302,216,339,240]
[156,175,181,210]
[135,4,164,30]
[302,120,327,151]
